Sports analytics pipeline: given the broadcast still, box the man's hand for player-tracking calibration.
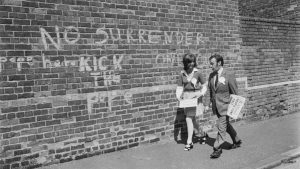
[204,106,210,112]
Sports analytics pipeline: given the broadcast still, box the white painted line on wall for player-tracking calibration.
[237,77,300,90]
[236,77,248,89]
[287,4,298,11]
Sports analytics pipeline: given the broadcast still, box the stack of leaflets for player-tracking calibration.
[179,98,198,108]
[227,95,246,119]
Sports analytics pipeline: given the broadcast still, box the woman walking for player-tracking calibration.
[176,53,207,151]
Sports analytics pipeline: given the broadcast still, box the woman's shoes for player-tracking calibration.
[184,142,194,151]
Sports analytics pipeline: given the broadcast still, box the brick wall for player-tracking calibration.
[239,0,300,121]
[240,18,300,121]
[0,0,241,168]
[239,0,300,21]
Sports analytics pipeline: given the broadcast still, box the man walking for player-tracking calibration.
[207,54,242,159]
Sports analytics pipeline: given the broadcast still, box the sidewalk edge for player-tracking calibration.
[256,152,300,169]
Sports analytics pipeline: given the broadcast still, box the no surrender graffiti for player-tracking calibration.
[40,26,205,50]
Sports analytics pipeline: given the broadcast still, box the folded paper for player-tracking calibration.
[179,98,198,108]
[227,95,246,119]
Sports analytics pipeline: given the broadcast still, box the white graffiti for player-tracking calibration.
[95,27,204,46]
[40,26,205,50]
[41,53,123,87]
[86,85,174,114]
[64,26,80,44]
[41,54,124,70]
[40,26,80,50]
[42,54,77,68]
[40,26,62,50]
[87,90,133,113]
[79,55,123,72]
[155,52,213,65]
[91,71,121,87]
[237,77,300,91]
[155,53,181,65]
[0,56,33,72]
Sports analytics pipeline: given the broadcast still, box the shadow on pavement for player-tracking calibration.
[174,108,217,146]
[205,132,236,150]
[174,108,187,144]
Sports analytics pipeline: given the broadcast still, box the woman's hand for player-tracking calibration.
[192,91,203,98]
[176,86,183,101]
[192,82,208,98]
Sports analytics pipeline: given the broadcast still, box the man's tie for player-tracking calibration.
[215,72,218,88]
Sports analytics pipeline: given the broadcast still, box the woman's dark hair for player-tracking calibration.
[209,54,224,66]
[182,53,197,71]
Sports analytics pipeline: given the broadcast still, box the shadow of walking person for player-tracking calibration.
[205,136,216,147]
[205,134,234,150]
[174,108,205,145]
[174,108,187,144]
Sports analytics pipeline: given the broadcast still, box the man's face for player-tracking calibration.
[209,58,220,72]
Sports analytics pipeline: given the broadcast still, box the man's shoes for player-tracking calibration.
[231,140,242,149]
[210,148,222,159]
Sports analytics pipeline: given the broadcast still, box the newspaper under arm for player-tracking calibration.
[227,94,246,119]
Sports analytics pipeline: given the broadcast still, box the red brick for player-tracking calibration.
[0,127,11,133]
[19,117,36,124]
[51,90,66,96]
[0,82,18,88]
[12,124,29,131]
[75,115,89,122]
[14,149,31,156]
[36,103,52,109]
[39,3,55,8]
[53,113,67,119]
[1,106,18,113]
[5,156,21,164]
[18,93,34,99]
[0,19,12,24]
[37,115,52,121]
[17,81,34,86]
[23,153,39,160]
[46,120,61,126]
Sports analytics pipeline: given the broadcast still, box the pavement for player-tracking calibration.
[40,112,300,169]
[274,157,300,169]
[274,156,300,169]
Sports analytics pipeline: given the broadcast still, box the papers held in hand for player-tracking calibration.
[179,98,198,108]
[227,95,246,119]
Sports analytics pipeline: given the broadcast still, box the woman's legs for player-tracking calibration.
[186,116,194,144]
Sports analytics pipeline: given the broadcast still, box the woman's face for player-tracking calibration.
[186,61,195,72]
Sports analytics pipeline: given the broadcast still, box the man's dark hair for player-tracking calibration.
[182,53,197,71]
[209,54,224,66]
